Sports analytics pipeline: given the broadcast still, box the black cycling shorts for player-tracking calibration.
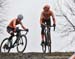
[7,26,14,35]
[41,18,51,34]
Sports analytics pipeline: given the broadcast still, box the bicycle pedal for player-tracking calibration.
[41,42,44,46]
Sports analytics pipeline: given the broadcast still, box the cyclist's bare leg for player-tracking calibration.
[41,24,45,45]
[42,34,44,40]
[41,34,45,45]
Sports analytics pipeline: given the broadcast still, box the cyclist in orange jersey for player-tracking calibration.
[40,5,56,45]
[7,14,28,40]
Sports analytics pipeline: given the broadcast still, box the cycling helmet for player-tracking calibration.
[17,14,23,20]
[43,5,50,10]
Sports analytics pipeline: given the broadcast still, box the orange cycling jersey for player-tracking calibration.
[40,10,56,24]
[8,18,21,29]
[42,11,51,19]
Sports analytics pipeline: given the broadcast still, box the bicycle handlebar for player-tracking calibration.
[43,24,56,31]
[16,29,29,35]
[21,30,28,35]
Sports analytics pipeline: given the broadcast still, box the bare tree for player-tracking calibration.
[55,0,75,36]
[0,0,8,34]
[53,0,75,51]
[0,0,8,52]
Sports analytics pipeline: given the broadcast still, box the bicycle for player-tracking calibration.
[41,24,55,53]
[1,28,28,53]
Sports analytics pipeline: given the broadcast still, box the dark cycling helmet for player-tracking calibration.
[43,5,50,10]
[17,14,23,20]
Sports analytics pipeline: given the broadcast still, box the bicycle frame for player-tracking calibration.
[1,28,28,53]
[9,29,28,48]
[42,25,53,53]
[44,26,51,44]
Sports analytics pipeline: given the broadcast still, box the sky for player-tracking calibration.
[0,0,75,53]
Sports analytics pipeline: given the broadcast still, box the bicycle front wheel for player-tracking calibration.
[47,32,51,53]
[48,41,51,53]
[1,38,11,53]
[17,35,27,53]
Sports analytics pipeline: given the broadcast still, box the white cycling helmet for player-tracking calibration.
[17,14,23,20]
[43,4,50,10]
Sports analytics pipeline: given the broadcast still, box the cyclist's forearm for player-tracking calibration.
[51,12,56,24]
[22,25,26,30]
[52,17,56,24]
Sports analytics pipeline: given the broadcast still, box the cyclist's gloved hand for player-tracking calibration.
[25,29,29,32]
[41,23,46,28]
[53,24,56,31]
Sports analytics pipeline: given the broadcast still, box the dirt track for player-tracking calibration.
[0,52,74,59]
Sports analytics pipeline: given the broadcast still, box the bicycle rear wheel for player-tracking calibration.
[42,31,48,53]
[1,38,11,53]
[17,35,27,53]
